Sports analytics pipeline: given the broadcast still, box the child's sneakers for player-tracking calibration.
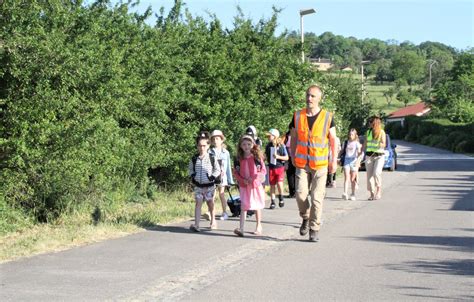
[189,224,200,232]
[269,200,276,209]
[234,228,244,237]
[342,193,349,200]
[350,194,356,201]
[220,212,229,220]
[278,195,285,207]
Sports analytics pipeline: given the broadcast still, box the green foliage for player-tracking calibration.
[383,87,397,106]
[0,0,318,222]
[321,74,371,135]
[396,89,417,107]
[394,116,474,153]
[385,121,407,140]
[392,50,425,86]
[0,193,34,235]
[431,52,474,123]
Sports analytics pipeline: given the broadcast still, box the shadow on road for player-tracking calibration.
[145,223,295,243]
[384,258,474,276]
[416,175,474,211]
[389,285,474,300]
[356,233,474,277]
[360,234,474,253]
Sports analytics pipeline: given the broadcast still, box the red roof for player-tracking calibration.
[388,102,431,118]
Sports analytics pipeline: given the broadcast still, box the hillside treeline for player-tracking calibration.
[294,31,473,124]
[0,1,369,222]
[294,31,461,86]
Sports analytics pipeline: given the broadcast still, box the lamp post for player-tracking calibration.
[300,8,316,63]
[361,60,370,102]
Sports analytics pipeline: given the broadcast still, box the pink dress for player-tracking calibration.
[234,155,266,211]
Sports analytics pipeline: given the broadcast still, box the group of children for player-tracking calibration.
[188,126,364,237]
[188,126,289,236]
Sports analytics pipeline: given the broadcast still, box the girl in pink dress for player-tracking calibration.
[232,135,267,237]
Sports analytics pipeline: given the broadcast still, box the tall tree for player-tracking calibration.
[431,52,474,123]
[391,50,425,87]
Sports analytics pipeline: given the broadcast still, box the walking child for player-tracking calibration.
[232,135,266,236]
[340,128,363,201]
[265,128,289,209]
[210,130,234,220]
[189,132,221,232]
[326,135,341,188]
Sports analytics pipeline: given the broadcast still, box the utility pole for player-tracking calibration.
[428,59,437,91]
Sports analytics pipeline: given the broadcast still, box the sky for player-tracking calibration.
[128,0,473,50]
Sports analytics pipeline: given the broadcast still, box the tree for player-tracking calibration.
[383,87,397,106]
[320,74,372,133]
[374,58,394,84]
[0,0,318,220]
[431,52,474,123]
[396,90,417,107]
[392,50,425,87]
[424,48,455,90]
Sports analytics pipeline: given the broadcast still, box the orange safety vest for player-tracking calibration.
[294,108,332,170]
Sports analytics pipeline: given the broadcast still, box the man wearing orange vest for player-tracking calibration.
[290,84,337,242]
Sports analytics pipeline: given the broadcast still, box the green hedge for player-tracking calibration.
[386,116,474,153]
[0,1,369,221]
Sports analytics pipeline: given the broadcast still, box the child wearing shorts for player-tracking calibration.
[189,132,221,232]
[265,128,289,209]
[340,129,363,201]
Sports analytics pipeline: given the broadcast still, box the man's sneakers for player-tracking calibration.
[309,230,319,242]
[299,219,309,236]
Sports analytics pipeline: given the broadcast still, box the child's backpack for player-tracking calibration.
[234,156,265,184]
[191,153,222,185]
[233,156,263,173]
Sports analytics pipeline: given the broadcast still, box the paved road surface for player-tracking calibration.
[1,140,473,301]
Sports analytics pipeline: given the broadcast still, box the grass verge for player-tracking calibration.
[0,186,203,263]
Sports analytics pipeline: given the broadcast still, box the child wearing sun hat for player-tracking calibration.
[210,130,234,220]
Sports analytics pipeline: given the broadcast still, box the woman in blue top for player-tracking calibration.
[210,130,235,220]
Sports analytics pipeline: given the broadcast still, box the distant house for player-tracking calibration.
[341,66,353,72]
[386,102,431,126]
[310,58,333,71]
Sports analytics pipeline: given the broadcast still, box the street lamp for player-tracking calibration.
[300,8,316,63]
[361,60,370,102]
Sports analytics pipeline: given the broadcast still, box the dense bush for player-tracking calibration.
[430,53,474,123]
[388,116,474,153]
[385,121,406,139]
[0,1,370,222]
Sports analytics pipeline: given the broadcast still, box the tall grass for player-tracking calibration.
[0,183,198,262]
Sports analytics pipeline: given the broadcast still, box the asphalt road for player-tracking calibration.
[1,140,473,301]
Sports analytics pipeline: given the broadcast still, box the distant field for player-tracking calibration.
[325,72,420,115]
[365,81,420,115]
